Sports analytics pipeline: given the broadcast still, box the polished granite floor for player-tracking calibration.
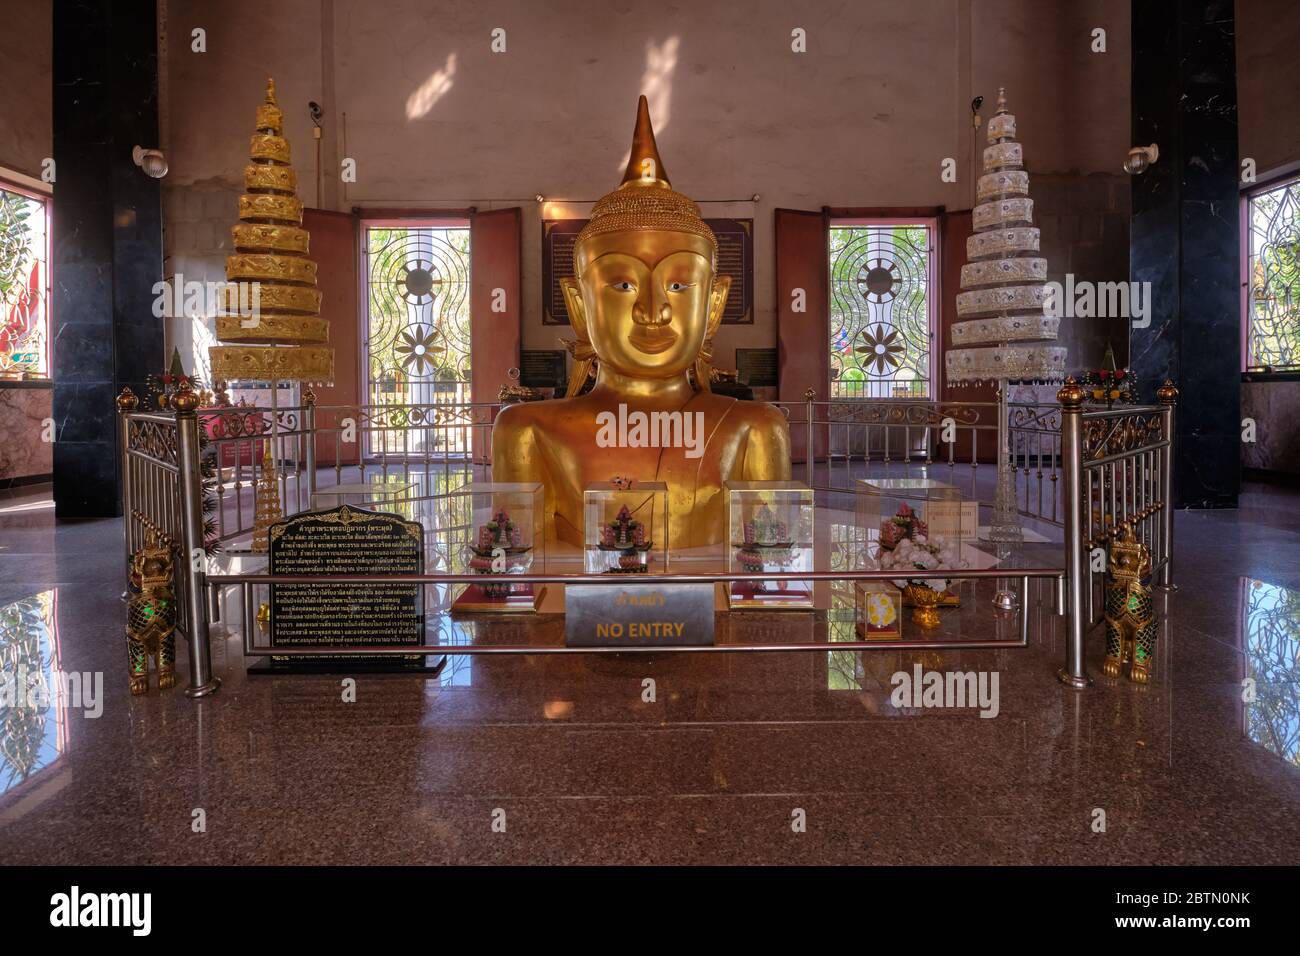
[0,481,1297,865]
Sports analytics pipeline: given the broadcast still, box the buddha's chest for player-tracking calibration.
[538,406,743,548]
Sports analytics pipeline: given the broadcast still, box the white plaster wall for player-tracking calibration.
[0,0,52,179]
[161,0,1130,371]
[1238,0,1300,176]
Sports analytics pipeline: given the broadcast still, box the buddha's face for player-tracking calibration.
[568,229,729,379]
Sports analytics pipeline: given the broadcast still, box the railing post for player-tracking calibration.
[117,387,139,591]
[1156,379,1178,592]
[173,385,221,698]
[804,388,815,487]
[1056,378,1091,689]
[303,385,318,498]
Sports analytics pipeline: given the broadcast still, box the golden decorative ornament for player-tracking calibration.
[491,96,790,548]
[902,583,944,629]
[252,444,283,553]
[170,385,200,414]
[237,193,304,224]
[221,282,321,316]
[209,345,335,384]
[116,386,140,412]
[244,163,297,192]
[1157,379,1179,404]
[225,252,317,285]
[207,76,333,385]
[214,314,330,345]
[231,223,310,254]
[255,78,284,131]
[249,133,291,165]
[1057,376,1086,408]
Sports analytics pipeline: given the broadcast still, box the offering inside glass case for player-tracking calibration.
[856,477,967,607]
[584,481,668,574]
[855,579,902,639]
[451,481,546,613]
[725,480,813,609]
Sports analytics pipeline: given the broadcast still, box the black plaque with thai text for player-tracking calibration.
[268,505,424,666]
[736,348,779,388]
[519,349,569,389]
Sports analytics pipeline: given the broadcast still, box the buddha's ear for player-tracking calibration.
[561,277,590,343]
[706,275,730,340]
[560,277,596,397]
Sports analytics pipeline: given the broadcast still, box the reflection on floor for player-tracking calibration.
[0,480,1297,864]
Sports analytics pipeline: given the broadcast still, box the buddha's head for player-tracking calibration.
[562,96,730,394]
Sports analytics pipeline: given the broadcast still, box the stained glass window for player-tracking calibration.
[0,185,49,380]
[1245,175,1300,372]
[363,222,472,456]
[829,223,935,399]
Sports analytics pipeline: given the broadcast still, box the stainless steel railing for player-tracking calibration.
[1057,381,1178,688]
[778,393,1066,528]
[121,380,1177,696]
[117,388,220,698]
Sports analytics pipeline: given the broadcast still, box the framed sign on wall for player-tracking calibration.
[543,218,753,326]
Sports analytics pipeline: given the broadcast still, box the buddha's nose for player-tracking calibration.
[631,302,671,327]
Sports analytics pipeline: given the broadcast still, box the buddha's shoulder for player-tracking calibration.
[700,394,789,430]
[493,395,588,433]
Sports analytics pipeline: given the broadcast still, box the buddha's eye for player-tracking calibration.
[667,281,691,293]
[611,280,636,293]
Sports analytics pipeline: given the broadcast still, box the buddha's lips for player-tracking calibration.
[628,324,678,354]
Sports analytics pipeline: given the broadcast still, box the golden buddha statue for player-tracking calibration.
[493,96,791,549]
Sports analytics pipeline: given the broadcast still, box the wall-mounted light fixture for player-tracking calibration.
[1123,144,1159,175]
[132,146,168,179]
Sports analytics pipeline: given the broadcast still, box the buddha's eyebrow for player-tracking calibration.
[588,250,710,269]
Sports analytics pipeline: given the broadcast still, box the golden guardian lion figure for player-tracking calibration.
[126,531,179,695]
[1102,524,1158,684]
[492,97,791,549]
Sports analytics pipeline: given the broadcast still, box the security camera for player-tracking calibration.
[1123,144,1159,175]
[308,101,323,126]
[132,146,168,179]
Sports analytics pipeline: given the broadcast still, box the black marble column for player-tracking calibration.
[1130,0,1240,508]
[52,0,163,518]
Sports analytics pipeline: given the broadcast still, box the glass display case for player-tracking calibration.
[584,481,668,574]
[855,477,967,605]
[725,480,814,609]
[450,481,545,613]
[854,580,902,639]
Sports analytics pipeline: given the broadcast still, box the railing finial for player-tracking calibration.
[1056,376,1085,409]
[116,386,139,412]
[1156,379,1179,405]
[171,383,200,415]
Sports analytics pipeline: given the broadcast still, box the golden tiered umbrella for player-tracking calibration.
[208,78,333,549]
[208,77,333,385]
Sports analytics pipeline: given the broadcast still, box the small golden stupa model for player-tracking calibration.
[252,444,283,553]
[208,78,334,385]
